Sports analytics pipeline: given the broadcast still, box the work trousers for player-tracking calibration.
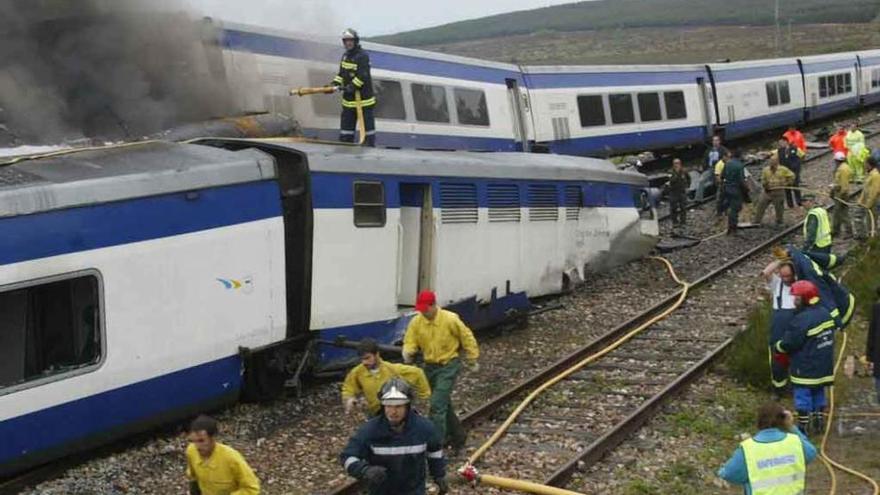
[768,346,789,394]
[340,105,376,147]
[723,190,743,232]
[831,199,851,237]
[853,205,879,239]
[786,167,802,207]
[669,194,687,230]
[424,358,466,447]
[752,190,785,226]
[715,190,728,217]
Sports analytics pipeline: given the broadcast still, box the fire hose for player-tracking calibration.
[290,85,367,146]
[458,257,690,495]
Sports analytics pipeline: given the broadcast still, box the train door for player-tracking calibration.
[397,183,434,306]
[506,79,531,152]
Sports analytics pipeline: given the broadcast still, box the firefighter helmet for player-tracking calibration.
[342,28,360,43]
[790,280,819,304]
[378,377,412,406]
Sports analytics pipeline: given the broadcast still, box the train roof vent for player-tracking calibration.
[440,182,478,224]
[488,183,521,223]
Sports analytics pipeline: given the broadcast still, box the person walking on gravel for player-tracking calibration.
[830,151,852,239]
[403,290,479,449]
[721,149,748,235]
[752,156,795,227]
[718,402,817,494]
[340,378,449,495]
[665,158,690,235]
[185,415,260,495]
[341,338,431,417]
[776,138,802,208]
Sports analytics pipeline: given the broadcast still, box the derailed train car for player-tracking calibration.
[0,139,656,476]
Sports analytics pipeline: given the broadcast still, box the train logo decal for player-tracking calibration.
[216,276,254,294]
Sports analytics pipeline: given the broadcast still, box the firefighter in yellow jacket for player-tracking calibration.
[855,154,880,239]
[341,339,431,417]
[403,291,479,448]
[330,28,376,146]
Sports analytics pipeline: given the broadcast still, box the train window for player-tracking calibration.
[488,184,521,223]
[0,274,102,392]
[353,181,386,227]
[374,80,406,120]
[440,183,478,224]
[664,91,687,120]
[844,73,852,93]
[528,184,559,221]
[308,70,340,117]
[637,93,662,122]
[766,82,779,107]
[873,69,880,88]
[576,95,605,127]
[819,76,828,98]
[836,74,845,94]
[454,88,490,126]
[564,185,581,221]
[412,83,450,123]
[779,81,791,104]
[609,93,635,124]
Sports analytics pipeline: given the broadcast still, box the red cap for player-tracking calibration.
[415,290,436,313]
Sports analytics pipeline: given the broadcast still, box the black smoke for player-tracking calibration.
[0,0,239,145]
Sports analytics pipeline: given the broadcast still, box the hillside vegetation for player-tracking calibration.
[376,0,880,47]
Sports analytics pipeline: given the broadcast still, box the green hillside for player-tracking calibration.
[375,0,880,47]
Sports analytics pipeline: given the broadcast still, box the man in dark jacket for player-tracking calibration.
[773,280,837,435]
[340,378,448,495]
[721,149,747,234]
[330,28,376,146]
[866,287,880,404]
[762,259,798,398]
[665,158,691,235]
[785,247,855,330]
[777,138,803,207]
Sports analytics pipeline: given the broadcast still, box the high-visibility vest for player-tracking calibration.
[805,207,832,249]
[741,433,806,495]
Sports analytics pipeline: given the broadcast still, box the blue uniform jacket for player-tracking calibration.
[775,303,836,386]
[718,428,817,495]
[340,409,446,495]
[788,247,854,329]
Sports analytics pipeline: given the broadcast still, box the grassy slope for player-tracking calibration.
[375,0,880,47]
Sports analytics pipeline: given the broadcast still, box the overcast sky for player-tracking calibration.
[186,0,578,36]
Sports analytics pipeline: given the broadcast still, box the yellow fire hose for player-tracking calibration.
[291,85,367,146]
[458,257,690,494]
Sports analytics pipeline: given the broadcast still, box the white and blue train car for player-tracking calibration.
[857,49,880,106]
[217,23,531,152]
[0,139,656,476]
[522,64,712,156]
[707,58,806,139]
[800,52,861,121]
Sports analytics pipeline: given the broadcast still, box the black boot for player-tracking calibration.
[797,411,811,435]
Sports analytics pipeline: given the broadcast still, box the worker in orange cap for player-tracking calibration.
[402,290,479,448]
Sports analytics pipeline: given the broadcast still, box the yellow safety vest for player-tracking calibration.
[741,433,806,495]
[805,207,832,249]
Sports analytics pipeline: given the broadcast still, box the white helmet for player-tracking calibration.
[342,28,359,43]
[379,378,412,406]
[834,151,846,162]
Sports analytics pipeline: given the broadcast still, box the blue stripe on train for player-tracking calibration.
[0,181,282,266]
[807,97,861,120]
[0,355,242,465]
[543,125,706,156]
[723,108,805,139]
[309,172,641,210]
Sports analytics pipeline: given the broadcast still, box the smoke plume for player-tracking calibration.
[0,0,239,145]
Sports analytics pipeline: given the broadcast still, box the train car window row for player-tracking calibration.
[487,184,521,223]
[564,185,582,221]
[765,80,791,107]
[819,73,853,98]
[577,91,687,128]
[527,184,559,222]
[353,181,386,227]
[871,68,880,88]
[440,183,479,224]
[0,274,102,394]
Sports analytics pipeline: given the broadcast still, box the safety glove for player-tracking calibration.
[361,465,387,486]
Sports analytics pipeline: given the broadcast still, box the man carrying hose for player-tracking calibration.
[403,290,479,450]
[330,28,376,146]
[854,154,880,240]
[752,156,795,228]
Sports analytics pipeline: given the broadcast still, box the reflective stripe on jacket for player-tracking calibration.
[741,433,806,495]
[804,207,832,249]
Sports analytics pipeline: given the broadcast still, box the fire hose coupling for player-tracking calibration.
[457,463,480,485]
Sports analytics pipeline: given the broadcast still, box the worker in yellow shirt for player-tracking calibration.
[402,290,479,449]
[341,338,432,417]
[830,151,852,238]
[185,415,260,495]
[855,155,880,240]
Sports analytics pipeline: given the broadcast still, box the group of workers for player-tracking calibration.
[678,125,880,242]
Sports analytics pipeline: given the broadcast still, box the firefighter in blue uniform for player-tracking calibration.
[331,28,376,146]
[773,280,837,435]
[340,378,449,495]
[781,246,855,330]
